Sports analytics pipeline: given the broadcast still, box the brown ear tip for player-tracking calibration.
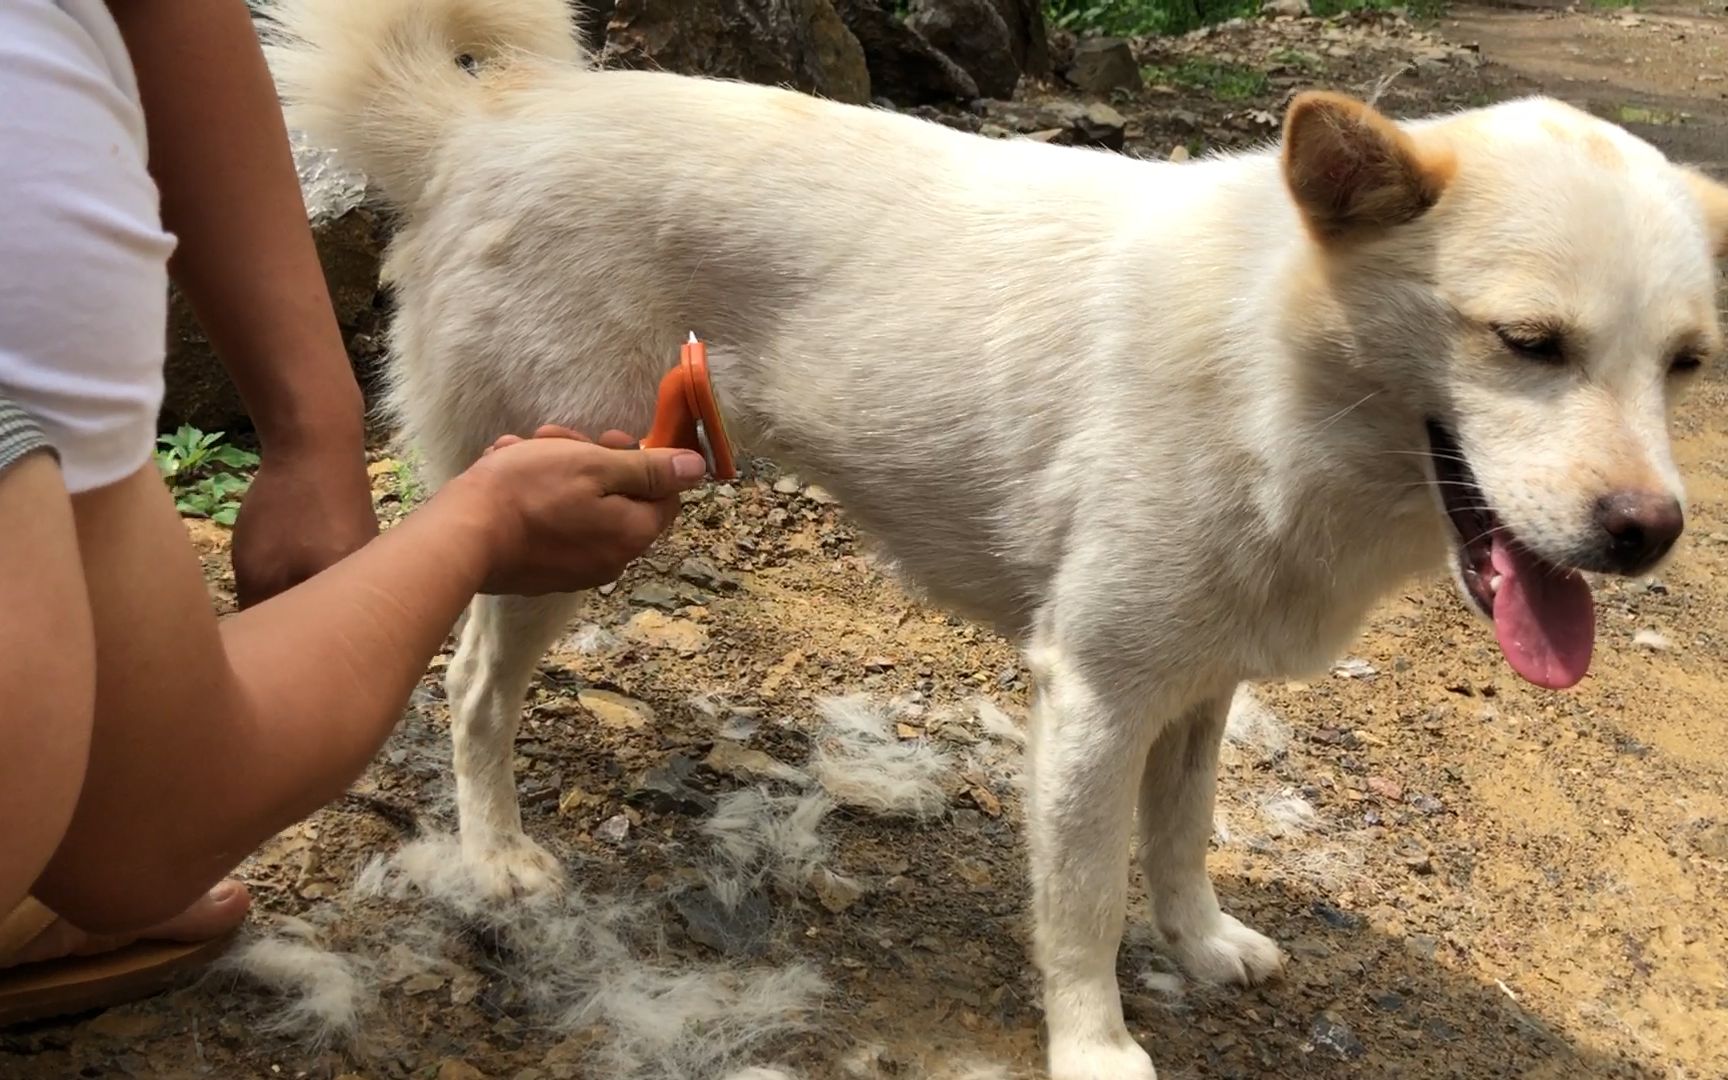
[1283,91,1374,145]
[1286,90,1361,119]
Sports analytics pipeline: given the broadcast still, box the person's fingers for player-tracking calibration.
[593,446,707,499]
[648,493,682,535]
[486,434,526,455]
[597,429,638,450]
[605,493,684,552]
[533,424,592,442]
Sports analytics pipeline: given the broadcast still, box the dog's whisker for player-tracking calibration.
[1317,391,1381,430]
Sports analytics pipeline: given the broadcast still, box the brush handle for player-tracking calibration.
[640,364,696,453]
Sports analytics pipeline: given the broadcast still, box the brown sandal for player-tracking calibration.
[0,896,237,1026]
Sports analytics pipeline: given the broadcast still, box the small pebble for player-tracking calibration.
[1307,1013,1365,1060]
[1311,900,1363,931]
[594,814,630,845]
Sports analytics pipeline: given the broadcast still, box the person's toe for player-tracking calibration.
[140,880,251,944]
[36,881,252,962]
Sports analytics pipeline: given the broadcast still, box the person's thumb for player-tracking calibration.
[601,447,708,499]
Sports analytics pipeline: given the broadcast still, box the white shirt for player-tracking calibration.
[0,0,177,493]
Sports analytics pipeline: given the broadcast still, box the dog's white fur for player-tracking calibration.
[262,2,1728,1075]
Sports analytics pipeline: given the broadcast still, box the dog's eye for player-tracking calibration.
[1493,324,1565,363]
[456,53,477,73]
[1670,351,1705,375]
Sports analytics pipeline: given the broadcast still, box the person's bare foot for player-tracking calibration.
[2,880,251,968]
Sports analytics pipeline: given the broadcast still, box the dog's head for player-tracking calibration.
[1279,91,1728,690]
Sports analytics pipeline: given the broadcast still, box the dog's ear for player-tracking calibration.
[1281,91,1455,243]
[1680,167,1728,259]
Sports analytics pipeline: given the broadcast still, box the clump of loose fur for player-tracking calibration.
[211,917,374,1050]
[809,694,952,819]
[561,623,619,654]
[973,696,1026,746]
[1224,685,1290,760]
[703,788,835,891]
[1256,789,1322,837]
[354,834,829,1080]
[943,1062,1026,1080]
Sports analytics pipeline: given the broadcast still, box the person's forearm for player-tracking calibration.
[36,469,498,931]
[107,0,363,451]
[216,477,496,824]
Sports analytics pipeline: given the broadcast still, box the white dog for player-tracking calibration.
[264,2,1728,1075]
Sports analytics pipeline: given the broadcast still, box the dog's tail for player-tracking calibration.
[260,0,586,209]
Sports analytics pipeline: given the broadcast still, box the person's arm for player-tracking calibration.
[32,436,706,934]
[106,0,378,607]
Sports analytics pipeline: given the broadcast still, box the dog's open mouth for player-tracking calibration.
[1426,420,1595,690]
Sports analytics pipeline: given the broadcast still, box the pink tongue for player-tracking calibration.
[1490,535,1595,689]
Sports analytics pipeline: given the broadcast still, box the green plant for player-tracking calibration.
[385,454,426,507]
[1309,0,1448,19]
[154,425,260,525]
[1045,0,1447,37]
[1143,58,1269,100]
[1270,47,1322,70]
[1044,0,1257,38]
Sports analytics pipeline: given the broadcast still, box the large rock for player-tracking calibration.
[160,133,388,432]
[834,0,978,106]
[1065,36,1141,98]
[905,0,1049,101]
[602,0,872,105]
[990,0,1051,80]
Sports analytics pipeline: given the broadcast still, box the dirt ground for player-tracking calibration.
[4,5,1727,1079]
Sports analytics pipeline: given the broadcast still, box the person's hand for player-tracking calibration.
[461,426,707,596]
[231,445,379,608]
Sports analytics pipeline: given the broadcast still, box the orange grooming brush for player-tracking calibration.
[640,333,738,481]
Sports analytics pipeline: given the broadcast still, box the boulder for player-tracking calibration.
[990,0,1051,80]
[905,0,1019,100]
[905,0,1049,100]
[159,133,388,432]
[603,0,872,105]
[1064,36,1141,97]
[834,0,979,106]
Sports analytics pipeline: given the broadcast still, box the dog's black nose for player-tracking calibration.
[1594,492,1684,574]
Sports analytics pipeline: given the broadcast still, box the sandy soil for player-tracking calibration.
[2,6,1725,1080]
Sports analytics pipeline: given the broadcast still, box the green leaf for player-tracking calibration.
[211,445,260,469]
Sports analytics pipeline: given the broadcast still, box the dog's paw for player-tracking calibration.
[1047,1034,1158,1080]
[1165,912,1284,986]
[463,833,566,901]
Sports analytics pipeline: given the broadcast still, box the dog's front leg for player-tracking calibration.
[1138,692,1284,984]
[445,592,582,899]
[1026,639,1163,1080]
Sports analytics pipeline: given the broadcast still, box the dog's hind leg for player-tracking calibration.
[1025,636,1162,1080]
[445,591,583,898]
[1137,692,1284,985]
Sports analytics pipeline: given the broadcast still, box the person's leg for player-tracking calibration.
[0,449,94,917]
[0,440,246,1021]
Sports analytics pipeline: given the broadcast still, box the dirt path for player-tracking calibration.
[3,7,1726,1080]
[1447,0,1728,172]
